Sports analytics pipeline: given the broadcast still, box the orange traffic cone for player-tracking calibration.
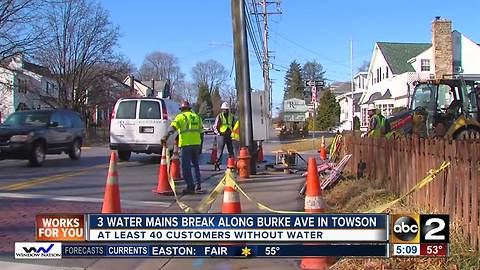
[319,136,327,161]
[170,138,181,181]
[301,157,330,270]
[257,140,264,163]
[102,152,121,213]
[221,185,241,214]
[227,157,236,171]
[152,144,174,195]
[209,136,218,164]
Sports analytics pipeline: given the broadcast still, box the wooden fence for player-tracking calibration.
[341,132,480,251]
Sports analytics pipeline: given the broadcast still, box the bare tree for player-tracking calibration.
[36,0,119,112]
[220,86,237,113]
[191,59,228,94]
[173,81,197,104]
[0,0,47,62]
[138,51,185,93]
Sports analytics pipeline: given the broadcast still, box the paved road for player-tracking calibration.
[0,134,227,257]
[0,134,314,269]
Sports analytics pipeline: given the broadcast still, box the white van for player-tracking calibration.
[109,98,180,161]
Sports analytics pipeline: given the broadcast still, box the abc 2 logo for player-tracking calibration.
[391,214,449,244]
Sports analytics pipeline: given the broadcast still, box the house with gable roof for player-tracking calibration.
[355,17,480,129]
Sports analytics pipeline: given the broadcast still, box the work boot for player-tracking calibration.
[195,183,201,191]
[182,187,195,195]
[214,161,221,171]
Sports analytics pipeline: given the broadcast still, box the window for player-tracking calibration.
[139,100,160,119]
[71,113,85,128]
[50,112,66,127]
[421,59,430,71]
[437,84,455,111]
[63,113,73,128]
[4,111,50,126]
[361,107,367,126]
[379,67,382,81]
[116,100,137,119]
[17,78,28,94]
[382,104,388,116]
[412,84,434,110]
[388,104,394,115]
[386,67,389,78]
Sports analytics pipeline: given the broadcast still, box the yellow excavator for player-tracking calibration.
[386,76,480,139]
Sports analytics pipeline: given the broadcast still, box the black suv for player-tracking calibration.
[0,109,86,166]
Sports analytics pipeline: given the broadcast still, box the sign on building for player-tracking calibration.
[283,98,308,122]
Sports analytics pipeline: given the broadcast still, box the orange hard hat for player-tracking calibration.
[179,100,191,110]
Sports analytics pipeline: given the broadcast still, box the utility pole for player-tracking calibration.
[232,0,256,174]
[351,40,355,131]
[262,0,270,140]
[252,0,281,139]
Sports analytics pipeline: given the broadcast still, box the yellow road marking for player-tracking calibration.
[1,164,108,191]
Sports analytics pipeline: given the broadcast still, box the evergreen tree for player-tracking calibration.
[196,83,213,117]
[198,101,213,117]
[283,61,304,100]
[211,87,222,116]
[302,61,325,102]
[310,89,340,130]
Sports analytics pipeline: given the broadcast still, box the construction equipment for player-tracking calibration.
[387,76,480,139]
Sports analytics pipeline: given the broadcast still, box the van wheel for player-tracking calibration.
[118,150,131,161]
[29,142,46,167]
[69,139,82,160]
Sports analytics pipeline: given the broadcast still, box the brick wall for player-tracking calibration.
[432,18,453,79]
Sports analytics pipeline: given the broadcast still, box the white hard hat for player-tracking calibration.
[367,104,376,111]
[221,102,230,110]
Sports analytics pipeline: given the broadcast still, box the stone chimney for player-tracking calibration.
[432,17,453,79]
[129,75,135,95]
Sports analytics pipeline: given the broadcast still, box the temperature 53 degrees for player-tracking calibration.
[420,244,448,256]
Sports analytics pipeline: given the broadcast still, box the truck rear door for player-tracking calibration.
[110,100,138,144]
[136,100,165,145]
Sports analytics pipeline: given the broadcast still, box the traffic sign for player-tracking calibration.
[305,80,325,87]
[311,86,317,103]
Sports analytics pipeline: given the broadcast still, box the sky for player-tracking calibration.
[101,0,480,113]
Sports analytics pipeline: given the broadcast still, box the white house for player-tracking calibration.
[356,17,480,129]
[123,75,171,98]
[0,54,59,122]
[336,72,368,130]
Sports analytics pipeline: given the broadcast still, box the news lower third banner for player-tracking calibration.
[36,214,388,242]
[62,244,389,257]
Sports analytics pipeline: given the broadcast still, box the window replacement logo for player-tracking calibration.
[15,242,62,259]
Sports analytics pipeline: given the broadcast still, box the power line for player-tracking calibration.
[244,9,264,69]
[270,29,351,69]
[244,2,264,69]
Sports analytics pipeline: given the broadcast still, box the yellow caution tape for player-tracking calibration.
[224,173,306,214]
[163,141,450,215]
[195,175,227,213]
[164,147,228,213]
[367,161,451,213]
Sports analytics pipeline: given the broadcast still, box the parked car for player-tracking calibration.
[0,109,86,166]
[202,118,216,134]
[109,98,180,161]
